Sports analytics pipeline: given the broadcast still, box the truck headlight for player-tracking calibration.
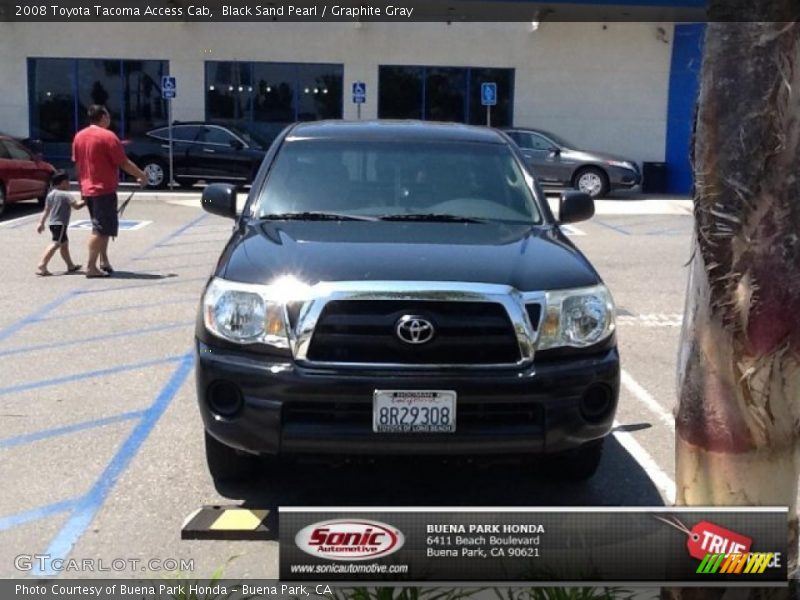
[203,277,310,348]
[536,284,615,350]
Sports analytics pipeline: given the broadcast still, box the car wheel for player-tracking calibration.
[204,431,259,482]
[0,184,5,218]
[540,438,605,482]
[574,167,609,199]
[142,158,168,189]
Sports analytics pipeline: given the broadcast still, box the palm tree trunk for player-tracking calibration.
[669,15,800,600]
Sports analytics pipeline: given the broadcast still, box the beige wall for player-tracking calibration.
[0,21,672,161]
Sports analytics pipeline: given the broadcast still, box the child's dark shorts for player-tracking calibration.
[49,225,68,244]
[85,193,119,237]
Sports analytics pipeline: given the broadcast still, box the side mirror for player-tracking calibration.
[548,147,561,157]
[230,139,244,150]
[558,190,594,224]
[202,183,237,219]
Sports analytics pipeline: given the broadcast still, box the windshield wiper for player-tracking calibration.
[378,213,487,223]
[259,211,378,222]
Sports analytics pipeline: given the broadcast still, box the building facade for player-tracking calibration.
[0,21,704,192]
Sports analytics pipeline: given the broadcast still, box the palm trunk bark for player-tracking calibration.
[668,14,800,600]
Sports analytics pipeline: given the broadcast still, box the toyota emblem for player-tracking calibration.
[395,315,435,345]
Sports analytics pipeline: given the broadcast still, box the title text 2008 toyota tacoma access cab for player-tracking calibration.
[195,120,620,482]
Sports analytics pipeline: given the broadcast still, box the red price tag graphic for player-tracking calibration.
[687,521,752,560]
[655,516,753,560]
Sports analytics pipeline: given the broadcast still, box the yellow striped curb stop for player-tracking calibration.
[181,506,274,540]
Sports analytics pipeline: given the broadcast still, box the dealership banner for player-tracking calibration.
[280,507,788,585]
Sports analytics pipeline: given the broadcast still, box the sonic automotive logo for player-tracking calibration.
[295,519,405,561]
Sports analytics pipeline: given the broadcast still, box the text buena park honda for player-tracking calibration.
[16,584,333,597]
[14,554,194,573]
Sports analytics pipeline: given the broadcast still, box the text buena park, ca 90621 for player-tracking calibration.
[15,4,416,18]
[16,584,333,597]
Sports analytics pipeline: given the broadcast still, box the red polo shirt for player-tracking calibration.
[72,125,127,197]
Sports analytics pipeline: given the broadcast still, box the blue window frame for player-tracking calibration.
[28,57,169,164]
[205,61,344,145]
[378,65,514,127]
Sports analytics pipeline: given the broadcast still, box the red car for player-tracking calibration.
[0,135,56,217]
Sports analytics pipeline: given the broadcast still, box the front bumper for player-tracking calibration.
[608,165,641,190]
[195,341,620,457]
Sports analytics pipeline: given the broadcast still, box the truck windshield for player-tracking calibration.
[253,139,543,224]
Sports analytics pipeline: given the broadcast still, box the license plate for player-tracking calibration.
[373,390,457,433]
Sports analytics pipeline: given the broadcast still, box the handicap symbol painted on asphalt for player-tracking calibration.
[70,220,152,231]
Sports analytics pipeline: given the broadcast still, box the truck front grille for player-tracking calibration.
[305,300,521,365]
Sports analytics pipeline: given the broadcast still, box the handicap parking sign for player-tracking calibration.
[352,81,366,104]
[162,76,176,99]
[481,82,497,106]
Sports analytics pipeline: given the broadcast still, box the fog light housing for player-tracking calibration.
[207,380,244,417]
[580,384,612,422]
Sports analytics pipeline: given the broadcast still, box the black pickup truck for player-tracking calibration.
[195,120,620,482]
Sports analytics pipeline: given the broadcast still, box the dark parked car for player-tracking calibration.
[123,122,268,189]
[503,127,641,199]
[195,120,619,483]
[0,135,56,217]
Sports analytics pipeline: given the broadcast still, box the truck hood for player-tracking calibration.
[218,220,601,291]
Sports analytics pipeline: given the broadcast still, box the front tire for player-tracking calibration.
[142,157,168,189]
[574,167,610,199]
[540,438,605,482]
[204,431,259,482]
[0,184,6,218]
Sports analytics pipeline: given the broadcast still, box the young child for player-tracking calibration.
[36,171,85,276]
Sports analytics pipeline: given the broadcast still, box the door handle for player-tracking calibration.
[203,148,216,153]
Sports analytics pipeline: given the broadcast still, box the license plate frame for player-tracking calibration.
[372,390,457,433]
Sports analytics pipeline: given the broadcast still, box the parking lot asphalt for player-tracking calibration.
[0,192,691,581]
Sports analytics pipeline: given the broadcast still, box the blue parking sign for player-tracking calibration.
[481,82,497,106]
[162,76,176,99]
[352,81,366,104]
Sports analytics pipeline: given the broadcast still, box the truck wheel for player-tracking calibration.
[204,431,259,482]
[574,167,609,199]
[541,438,605,481]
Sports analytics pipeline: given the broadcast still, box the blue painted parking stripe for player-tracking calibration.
[594,220,632,236]
[0,322,193,358]
[146,213,209,252]
[0,410,146,449]
[0,499,80,533]
[32,298,192,323]
[0,213,208,344]
[74,276,207,296]
[33,353,195,577]
[156,238,229,248]
[0,294,76,344]
[0,355,184,398]
[132,249,221,261]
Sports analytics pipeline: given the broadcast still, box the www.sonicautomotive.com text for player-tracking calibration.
[290,563,410,574]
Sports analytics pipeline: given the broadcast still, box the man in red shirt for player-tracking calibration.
[72,105,147,278]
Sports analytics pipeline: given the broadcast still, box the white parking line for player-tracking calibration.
[613,421,676,503]
[0,214,38,228]
[621,369,675,431]
[560,224,586,236]
[617,314,683,327]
